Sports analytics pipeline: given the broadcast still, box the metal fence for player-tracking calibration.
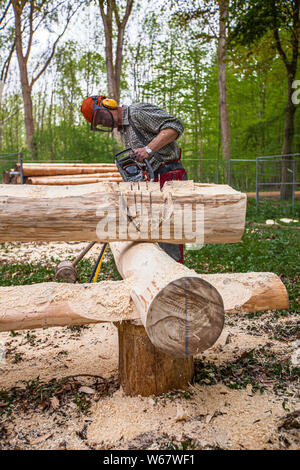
[2,152,299,205]
[255,154,300,205]
[182,154,300,205]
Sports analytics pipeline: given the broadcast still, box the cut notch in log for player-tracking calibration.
[0,181,247,244]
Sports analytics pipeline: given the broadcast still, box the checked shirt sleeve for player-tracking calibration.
[132,103,184,138]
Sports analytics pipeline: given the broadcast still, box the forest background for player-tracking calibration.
[0,0,299,195]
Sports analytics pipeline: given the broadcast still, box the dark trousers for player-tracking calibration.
[154,161,187,263]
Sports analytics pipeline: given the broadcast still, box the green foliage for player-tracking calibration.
[229,0,293,48]
[0,1,299,170]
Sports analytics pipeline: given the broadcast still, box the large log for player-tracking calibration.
[0,281,136,332]
[17,164,117,177]
[110,241,225,357]
[0,272,288,333]
[203,272,289,313]
[20,163,116,167]
[0,181,246,244]
[26,176,122,185]
[28,172,121,180]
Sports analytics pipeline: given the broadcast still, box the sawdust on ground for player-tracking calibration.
[0,242,299,450]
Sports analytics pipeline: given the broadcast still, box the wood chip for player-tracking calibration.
[30,433,53,445]
[175,405,188,422]
[50,396,60,409]
[78,386,96,394]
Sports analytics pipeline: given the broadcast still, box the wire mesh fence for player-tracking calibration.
[2,152,299,206]
[256,154,300,204]
[182,154,300,205]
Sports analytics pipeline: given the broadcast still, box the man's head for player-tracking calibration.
[80,95,121,132]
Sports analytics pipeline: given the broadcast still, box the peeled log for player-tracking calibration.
[28,172,121,180]
[16,164,117,176]
[110,241,225,357]
[0,281,136,332]
[26,176,122,185]
[0,272,288,333]
[0,181,246,244]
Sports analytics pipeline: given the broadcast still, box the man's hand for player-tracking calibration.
[133,147,148,162]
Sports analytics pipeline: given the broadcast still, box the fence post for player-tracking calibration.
[19,152,24,184]
[256,157,259,205]
[292,159,296,206]
[228,159,231,185]
[216,158,219,184]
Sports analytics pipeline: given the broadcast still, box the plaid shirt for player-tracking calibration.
[119,103,184,171]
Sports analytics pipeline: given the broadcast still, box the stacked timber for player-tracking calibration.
[4,162,122,184]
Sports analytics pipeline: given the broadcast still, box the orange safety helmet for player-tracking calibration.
[80,95,118,132]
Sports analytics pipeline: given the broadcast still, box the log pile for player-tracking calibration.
[3,162,123,185]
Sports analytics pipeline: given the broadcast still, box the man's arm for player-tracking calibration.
[134,128,179,162]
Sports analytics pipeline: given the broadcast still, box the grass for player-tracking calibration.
[185,198,300,313]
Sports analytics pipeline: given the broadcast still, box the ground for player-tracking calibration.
[0,198,299,450]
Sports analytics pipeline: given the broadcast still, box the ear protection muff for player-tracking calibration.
[91,95,118,132]
[102,97,118,109]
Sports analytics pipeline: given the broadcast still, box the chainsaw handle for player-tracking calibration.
[115,148,136,159]
[144,158,155,182]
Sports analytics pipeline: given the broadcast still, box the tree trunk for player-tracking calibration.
[116,321,194,396]
[98,0,133,103]
[217,0,231,161]
[13,1,36,157]
[280,73,297,200]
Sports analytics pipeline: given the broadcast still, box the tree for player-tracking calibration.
[229,0,300,199]
[97,0,134,103]
[2,1,84,156]
[173,0,232,160]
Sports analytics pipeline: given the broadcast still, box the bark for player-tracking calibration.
[217,0,231,160]
[0,181,247,244]
[117,322,194,396]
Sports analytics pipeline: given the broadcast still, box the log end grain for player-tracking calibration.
[146,276,225,358]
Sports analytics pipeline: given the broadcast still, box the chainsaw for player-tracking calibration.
[115,148,155,183]
[55,149,155,283]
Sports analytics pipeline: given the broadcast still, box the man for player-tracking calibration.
[81,95,187,263]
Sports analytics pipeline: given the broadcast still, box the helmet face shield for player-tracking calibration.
[90,96,115,132]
